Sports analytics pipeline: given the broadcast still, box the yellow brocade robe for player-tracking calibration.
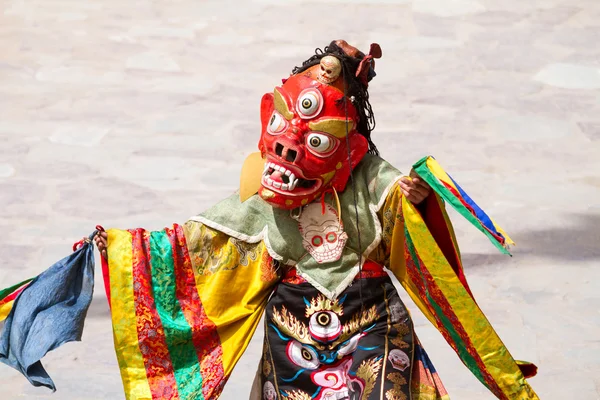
[105,157,538,400]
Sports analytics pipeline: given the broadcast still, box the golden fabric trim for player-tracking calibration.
[304,293,344,317]
[386,372,408,400]
[271,305,318,347]
[356,357,383,399]
[282,390,312,400]
[231,237,260,266]
[380,284,392,400]
[391,336,411,350]
[264,321,282,399]
[393,322,410,337]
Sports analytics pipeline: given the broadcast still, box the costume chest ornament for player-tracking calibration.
[297,203,348,264]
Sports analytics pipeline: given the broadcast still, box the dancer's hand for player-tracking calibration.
[94,231,108,259]
[399,169,431,205]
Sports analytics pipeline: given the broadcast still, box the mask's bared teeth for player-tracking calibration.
[267,178,274,186]
[289,173,296,183]
[273,181,282,189]
[281,183,288,191]
[289,179,298,191]
[284,170,291,176]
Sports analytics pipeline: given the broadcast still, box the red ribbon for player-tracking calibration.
[320,188,335,215]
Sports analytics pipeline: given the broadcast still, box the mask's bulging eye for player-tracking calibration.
[286,341,320,370]
[267,112,287,135]
[309,311,342,342]
[297,89,323,119]
[306,133,336,156]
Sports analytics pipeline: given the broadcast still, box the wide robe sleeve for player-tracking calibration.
[103,221,280,400]
[378,182,539,400]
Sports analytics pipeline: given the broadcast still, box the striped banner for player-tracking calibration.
[413,156,514,255]
[0,278,33,322]
[402,196,539,400]
[106,225,225,400]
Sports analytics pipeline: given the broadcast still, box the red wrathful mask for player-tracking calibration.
[258,62,369,210]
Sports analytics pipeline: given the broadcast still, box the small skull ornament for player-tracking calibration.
[317,55,342,84]
[298,203,348,264]
[388,349,410,371]
[263,381,276,400]
[388,298,407,324]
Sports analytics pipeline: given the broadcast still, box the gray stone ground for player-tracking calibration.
[0,0,599,398]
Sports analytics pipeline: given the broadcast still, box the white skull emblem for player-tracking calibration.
[388,349,410,371]
[263,381,276,400]
[298,203,348,264]
[318,55,342,84]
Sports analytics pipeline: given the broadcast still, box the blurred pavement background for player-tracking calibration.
[1,0,599,398]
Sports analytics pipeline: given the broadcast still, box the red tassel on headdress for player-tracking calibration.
[334,40,382,87]
[356,43,382,87]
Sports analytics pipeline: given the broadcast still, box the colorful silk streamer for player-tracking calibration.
[0,278,33,322]
[412,156,515,255]
[104,223,277,400]
[105,225,224,400]
[400,195,539,400]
